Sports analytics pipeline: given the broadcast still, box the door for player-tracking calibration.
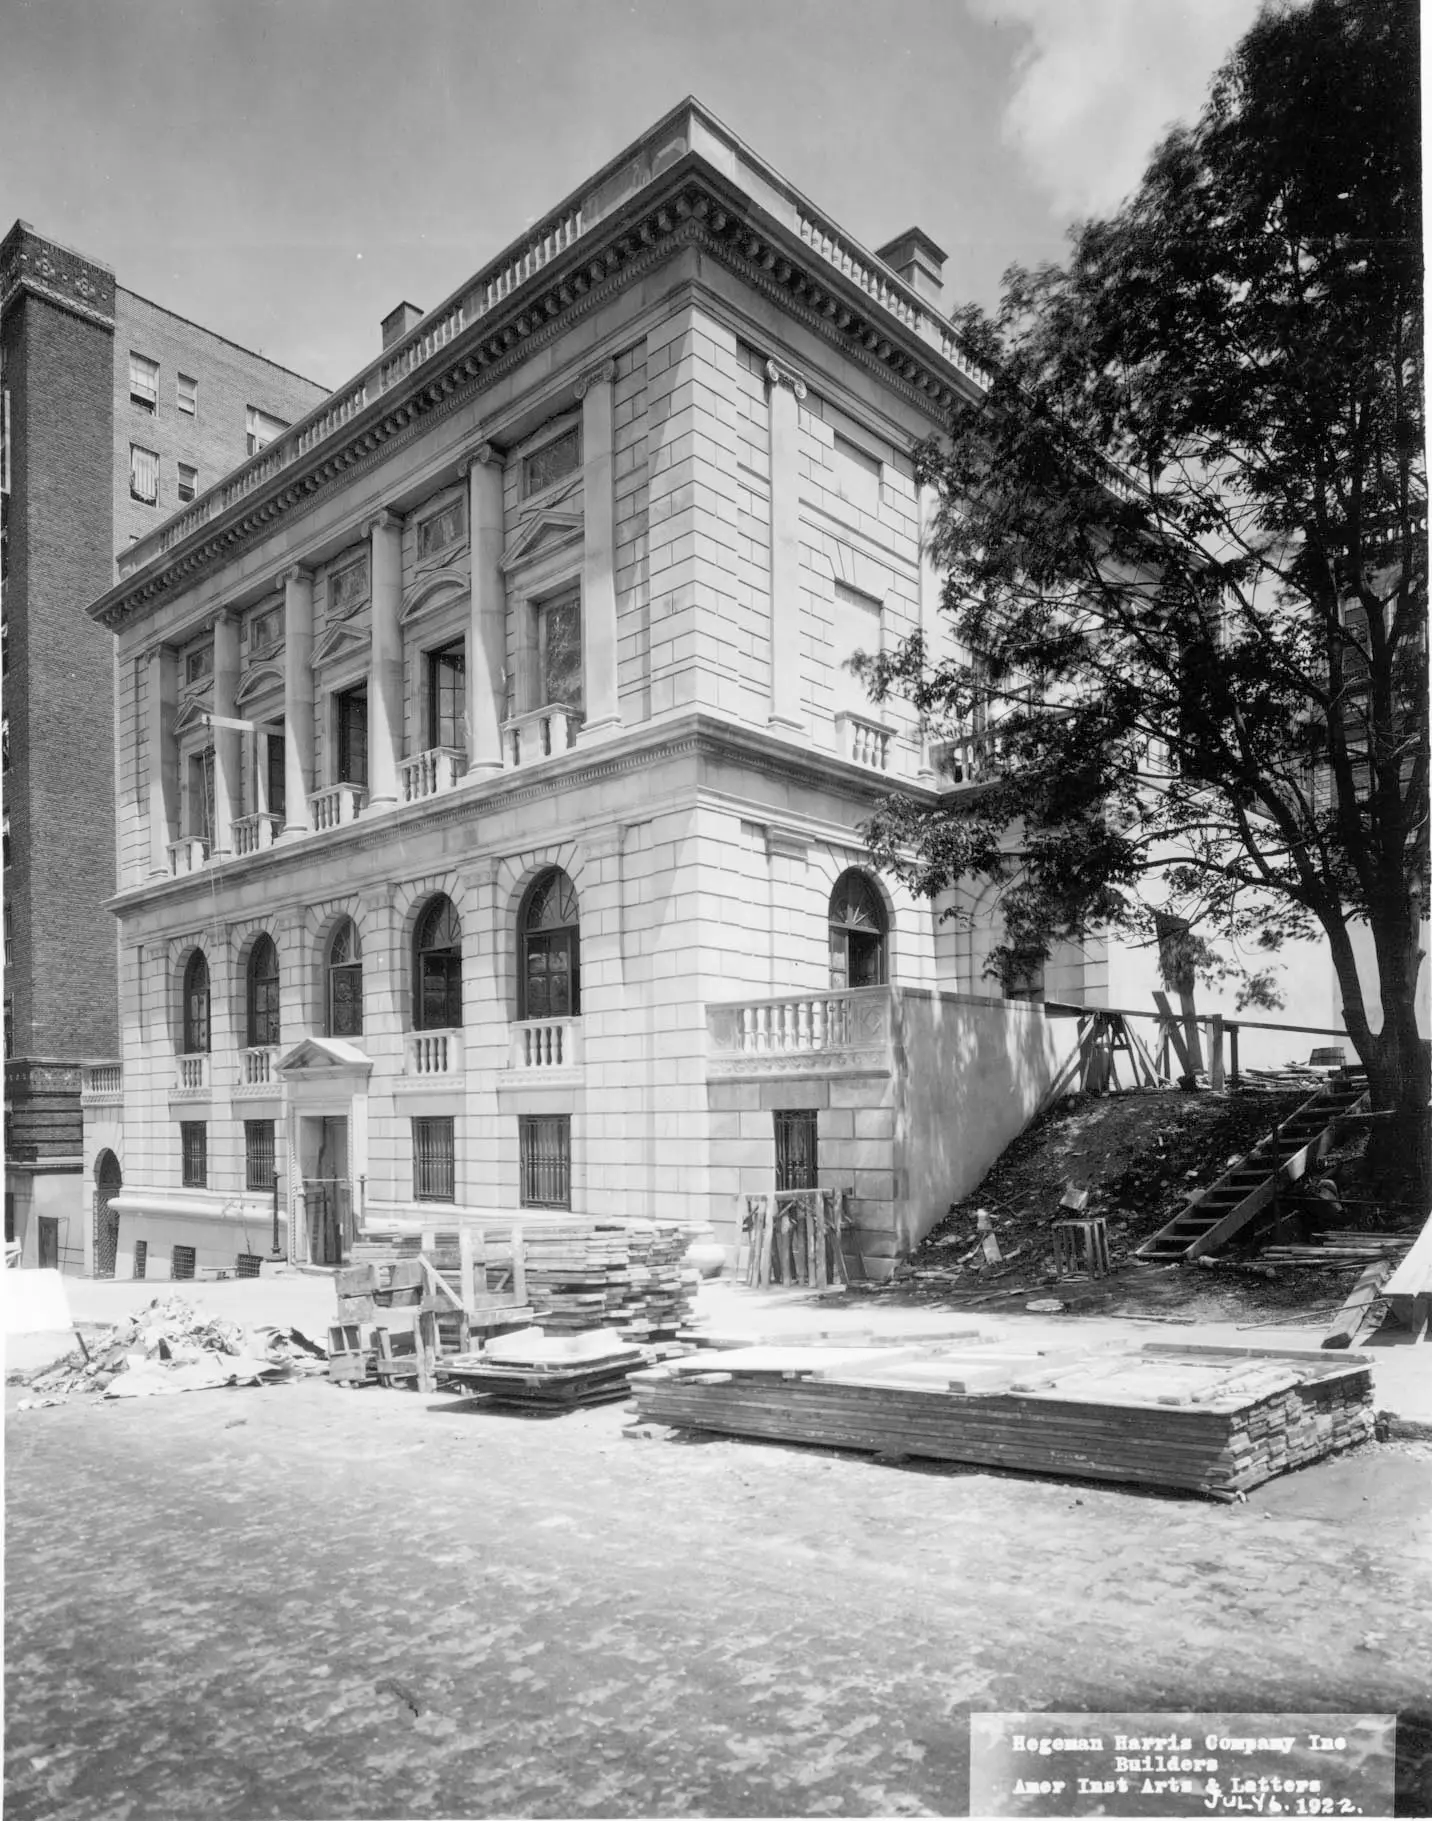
[95,1151,122,1278]
[304,1116,351,1267]
[37,1217,59,1270]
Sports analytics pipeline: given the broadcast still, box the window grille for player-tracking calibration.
[180,1121,207,1188]
[522,425,580,496]
[774,1110,819,1192]
[176,373,197,417]
[130,443,159,504]
[171,1245,197,1281]
[129,352,159,413]
[413,1117,456,1202]
[519,1115,571,1208]
[133,1239,148,1279]
[244,1119,276,1192]
[235,1253,263,1278]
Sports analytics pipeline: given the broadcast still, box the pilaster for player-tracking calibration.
[463,446,506,776]
[366,510,404,808]
[210,612,241,856]
[282,567,315,833]
[766,357,807,734]
[146,644,179,877]
[577,360,621,734]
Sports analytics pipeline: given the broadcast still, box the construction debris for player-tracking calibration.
[523,1222,699,1336]
[14,1296,327,1407]
[441,1326,654,1408]
[629,1336,1375,1498]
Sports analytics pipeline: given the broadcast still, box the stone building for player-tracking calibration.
[80,101,1340,1284]
[1,221,327,1269]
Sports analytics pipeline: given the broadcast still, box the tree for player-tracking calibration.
[859,0,1428,1201]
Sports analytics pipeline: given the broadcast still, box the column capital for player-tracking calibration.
[280,563,313,590]
[459,440,503,476]
[362,507,404,540]
[764,356,808,401]
[574,357,618,402]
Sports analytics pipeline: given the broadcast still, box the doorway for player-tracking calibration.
[37,1216,60,1270]
[302,1116,351,1266]
[95,1151,123,1278]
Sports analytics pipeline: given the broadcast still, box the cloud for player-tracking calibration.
[970,0,1264,218]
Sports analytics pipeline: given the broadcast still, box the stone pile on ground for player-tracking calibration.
[12,1295,327,1407]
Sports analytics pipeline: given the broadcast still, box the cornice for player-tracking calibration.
[91,156,986,635]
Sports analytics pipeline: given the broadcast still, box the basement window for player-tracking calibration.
[133,1240,148,1280]
[171,1245,197,1281]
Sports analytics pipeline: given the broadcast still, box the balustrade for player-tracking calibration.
[400,747,465,803]
[509,1018,582,1071]
[167,836,208,876]
[406,1031,462,1077]
[308,783,367,831]
[241,1046,279,1087]
[233,812,283,855]
[175,1054,209,1093]
[82,1063,122,1101]
[502,706,580,769]
[706,987,892,1074]
[835,713,892,772]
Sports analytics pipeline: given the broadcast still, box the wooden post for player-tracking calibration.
[1229,1024,1241,1088]
[458,1227,476,1314]
[1209,1015,1226,1092]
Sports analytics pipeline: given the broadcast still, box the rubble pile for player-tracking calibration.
[14,1295,326,1408]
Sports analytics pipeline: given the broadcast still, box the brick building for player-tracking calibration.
[80,103,1346,1284]
[1,220,327,1269]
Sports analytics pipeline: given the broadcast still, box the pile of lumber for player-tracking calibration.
[1260,1231,1414,1268]
[629,1337,1374,1498]
[523,1221,698,1337]
[441,1327,649,1408]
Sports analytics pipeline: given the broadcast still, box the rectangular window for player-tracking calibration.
[833,581,884,711]
[265,727,287,820]
[177,462,198,503]
[523,425,580,497]
[4,903,12,965]
[244,1120,276,1192]
[335,686,368,787]
[774,1110,819,1192]
[427,640,466,751]
[413,1117,456,1202]
[329,554,369,617]
[3,996,12,1059]
[832,433,882,516]
[185,644,213,685]
[245,405,288,457]
[538,588,583,715]
[133,1239,148,1279]
[248,606,283,652]
[519,1115,571,1209]
[171,1245,197,1280]
[187,748,216,841]
[130,443,159,505]
[4,1190,13,1244]
[176,372,197,417]
[129,352,159,414]
[180,1122,207,1188]
[417,497,465,560]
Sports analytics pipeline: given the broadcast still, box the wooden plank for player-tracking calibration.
[1152,992,1193,1076]
[458,1228,476,1315]
[1321,1259,1395,1349]
[510,1225,526,1307]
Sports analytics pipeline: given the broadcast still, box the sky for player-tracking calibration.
[2,0,1264,395]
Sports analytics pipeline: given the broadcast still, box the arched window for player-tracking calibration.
[518,869,580,1019]
[246,934,281,1047]
[414,895,462,1030]
[327,918,363,1038]
[828,870,887,990]
[182,951,210,1053]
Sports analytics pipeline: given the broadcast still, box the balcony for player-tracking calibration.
[503,706,579,769]
[835,713,893,772]
[167,836,209,876]
[509,1017,582,1072]
[930,727,1007,788]
[233,812,283,855]
[239,1045,280,1089]
[81,1063,123,1105]
[309,783,367,831]
[174,1053,210,1095]
[706,987,895,1079]
[400,747,465,803]
[405,1030,464,1077]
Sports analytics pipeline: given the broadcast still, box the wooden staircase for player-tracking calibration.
[1136,1071,1370,1263]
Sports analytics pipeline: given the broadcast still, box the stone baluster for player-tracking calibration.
[366,510,404,809]
[464,444,506,775]
[812,997,827,1051]
[145,644,179,877]
[577,359,621,735]
[210,611,240,856]
[282,566,314,835]
[765,357,807,734]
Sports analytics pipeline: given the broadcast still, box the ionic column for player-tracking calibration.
[366,509,404,808]
[282,566,314,835]
[145,643,179,877]
[210,611,240,855]
[577,359,621,735]
[766,357,807,734]
[464,444,506,775]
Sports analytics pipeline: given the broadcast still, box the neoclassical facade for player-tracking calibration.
[84,101,1124,1281]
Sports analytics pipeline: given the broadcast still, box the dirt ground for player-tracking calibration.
[7,1359,1432,1821]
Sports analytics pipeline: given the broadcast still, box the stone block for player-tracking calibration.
[707,1081,764,1112]
[853,1107,897,1141]
[829,1075,895,1109]
[757,1078,830,1111]
[854,1170,897,1203]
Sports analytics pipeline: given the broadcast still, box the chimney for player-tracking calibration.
[874,229,947,310]
[381,300,425,351]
